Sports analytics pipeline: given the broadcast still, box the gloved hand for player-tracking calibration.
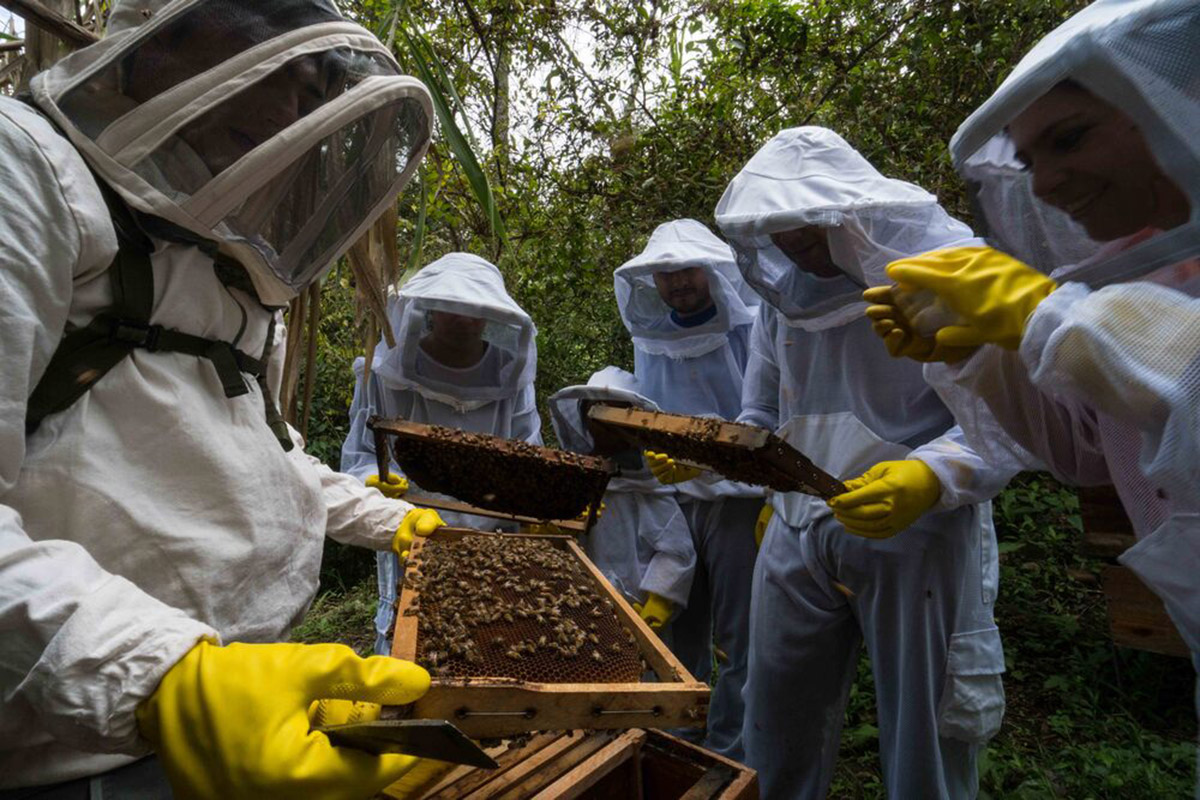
[754,503,774,549]
[367,473,410,499]
[136,641,430,800]
[308,698,382,728]
[633,592,674,630]
[862,286,979,364]
[392,508,446,559]
[523,502,606,535]
[644,451,703,484]
[827,459,941,539]
[885,246,1058,351]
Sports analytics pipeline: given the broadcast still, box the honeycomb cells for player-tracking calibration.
[389,424,611,520]
[407,536,646,683]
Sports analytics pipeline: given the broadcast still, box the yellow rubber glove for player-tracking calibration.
[367,473,410,499]
[885,246,1058,351]
[633,591,674,630]
[754,503,774,549]
[136,641,430,800]
[308,698,382,728]
[862,286,979,364]
[392,508,446,559]
[524,502,606,535]
[827,460,941,539]
[644,451,703,484]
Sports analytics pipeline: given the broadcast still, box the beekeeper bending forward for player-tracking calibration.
[0,1,445,797]
[716,127,1015,799]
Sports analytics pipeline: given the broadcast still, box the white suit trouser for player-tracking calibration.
[670,496,761,761]
[744,509,1003,799]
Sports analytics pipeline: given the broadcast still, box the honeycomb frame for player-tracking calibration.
[368,416,614,521]
[586,405,846,499]
[389,530,710,738]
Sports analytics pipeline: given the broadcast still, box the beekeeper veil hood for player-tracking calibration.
[614,219,758,358]
[714,126,976,330]
[373,253,537,410]
[549,367,659,455]
[960,137,1101,274]
[950,0,1200,284]
[29,0,433,306]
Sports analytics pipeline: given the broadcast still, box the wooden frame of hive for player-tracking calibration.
[390,529,710,738]
[369,416,612,530]
[586,405,846,499]
[386,728,758,799]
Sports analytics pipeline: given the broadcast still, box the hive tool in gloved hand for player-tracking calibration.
[318,719,499,769]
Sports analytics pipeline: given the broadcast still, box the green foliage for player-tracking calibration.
[290,577,377,657]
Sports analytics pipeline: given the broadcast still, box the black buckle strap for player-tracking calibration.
[108,319,162,351]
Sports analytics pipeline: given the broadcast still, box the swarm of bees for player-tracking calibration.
[407,536,645,681]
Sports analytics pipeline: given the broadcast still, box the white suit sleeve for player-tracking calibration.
[924,342,1111,488]
[0,104,214,754]
[909,425,1022,511]
[288,425,412,551]
[737,305,781,430]
[637,498,696,607]
[1020,280,1200,491]
[511,381,544,445]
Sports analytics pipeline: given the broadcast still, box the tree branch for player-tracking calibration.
[0,0,97,48]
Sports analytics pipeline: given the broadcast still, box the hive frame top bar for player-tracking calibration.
[585,404,846,500]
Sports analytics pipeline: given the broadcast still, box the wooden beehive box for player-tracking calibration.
[586,405,845,499]
[1078,487,1189,658]
[389,529,709,738]
[369,417,613,522]
[383,729,758,799]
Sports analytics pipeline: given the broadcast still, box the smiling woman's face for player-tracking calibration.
[1009,82,1190,242]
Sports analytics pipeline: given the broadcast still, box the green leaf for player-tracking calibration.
[396,23,506,244]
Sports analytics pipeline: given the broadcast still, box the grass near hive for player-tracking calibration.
[293,475,1196,798]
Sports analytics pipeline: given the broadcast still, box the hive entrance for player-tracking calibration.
[407,535,645,682]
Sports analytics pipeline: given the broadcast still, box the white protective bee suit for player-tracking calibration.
[920,0,1200,778]
[548,367,697,620]
[715,127,1014,799]
[0,0,432,790]
[613,219,763,759]
[340,252,542,655]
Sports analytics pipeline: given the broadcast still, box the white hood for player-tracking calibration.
[30,0,432,306]
[549,366,659,456]
[950,0,1200,285]
[373,252,536,410]
[714,126,976,330]
[961,137,1102,275]
[614,219,758,358]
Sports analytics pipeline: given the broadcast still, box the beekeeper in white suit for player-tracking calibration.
[548,366,696,632]
[0,1,445,797]
[715,126,1015,798]
[613,218,763,759]
[864,0,1200,788]
[341,252,542,654]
